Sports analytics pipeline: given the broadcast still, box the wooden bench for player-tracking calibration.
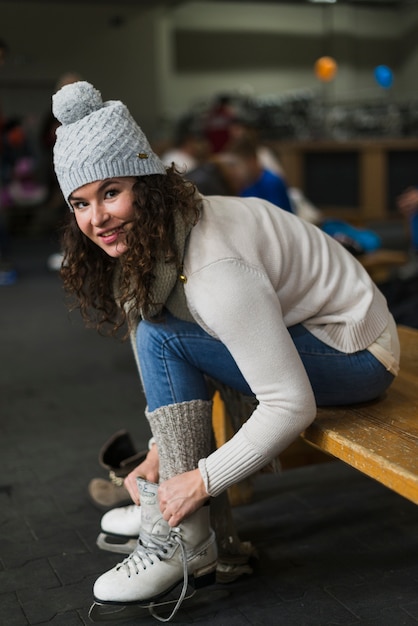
[212,325,418,506]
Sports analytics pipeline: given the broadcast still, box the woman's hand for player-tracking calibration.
[158,468,209,527]
[124,443,159,505]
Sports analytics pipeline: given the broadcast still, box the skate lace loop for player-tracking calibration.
[117,528,188,622]
[117,531,174,574]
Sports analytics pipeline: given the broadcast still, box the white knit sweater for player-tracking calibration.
[173,195,397,497]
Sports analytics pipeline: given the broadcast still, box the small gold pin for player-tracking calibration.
[179,273,187,284]
[137,153,149,159]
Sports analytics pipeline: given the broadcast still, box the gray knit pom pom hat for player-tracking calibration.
[52,81,166,209]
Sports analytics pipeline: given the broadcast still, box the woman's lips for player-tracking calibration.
[99,227,124,245]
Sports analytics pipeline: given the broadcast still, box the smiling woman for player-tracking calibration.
[52,80,400,623]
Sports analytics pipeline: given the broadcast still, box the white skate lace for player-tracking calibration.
[116,528,188,623]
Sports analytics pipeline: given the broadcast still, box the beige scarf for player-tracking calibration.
[123,210,196,378]
[118,210,196,330]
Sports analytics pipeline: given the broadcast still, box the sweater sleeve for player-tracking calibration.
[186,258,317,497]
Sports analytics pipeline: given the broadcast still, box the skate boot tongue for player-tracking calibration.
[137,478,170,545]
[131,477,189,620]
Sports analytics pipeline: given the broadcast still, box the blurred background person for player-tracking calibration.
[217,136,294,213]
[161,114,231,196]
[396,187,418,256]
[203,94,237,154]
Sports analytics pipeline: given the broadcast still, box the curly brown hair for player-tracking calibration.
[60,166,200,337]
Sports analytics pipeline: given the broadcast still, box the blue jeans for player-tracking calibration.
[136,312,394,411]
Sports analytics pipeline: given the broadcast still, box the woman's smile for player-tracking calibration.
[99,226,126,245]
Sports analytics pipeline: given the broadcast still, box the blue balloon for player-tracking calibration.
[374,65,393,89]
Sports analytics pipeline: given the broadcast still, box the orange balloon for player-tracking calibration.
[314,56,338,82]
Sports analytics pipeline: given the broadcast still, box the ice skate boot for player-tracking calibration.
[90,478,217,622]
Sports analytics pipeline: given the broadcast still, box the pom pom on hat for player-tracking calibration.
[52,81,102,125]
[52,81,166,209]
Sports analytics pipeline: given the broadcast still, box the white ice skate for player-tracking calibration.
[96,496,258,583]
[89,478,217,623]
[96,504,141,554]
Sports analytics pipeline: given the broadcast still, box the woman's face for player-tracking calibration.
[69,177,137,257]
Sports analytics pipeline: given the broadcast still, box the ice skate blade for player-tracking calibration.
[89,587,230,623]
[89,588,196,622]
[89,602,148,622]
[96,532,137,555]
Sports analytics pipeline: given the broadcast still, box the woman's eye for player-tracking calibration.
[72,201,87,211]
[105,188,119,199]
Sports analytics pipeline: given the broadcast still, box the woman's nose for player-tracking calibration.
[91,203,108,226]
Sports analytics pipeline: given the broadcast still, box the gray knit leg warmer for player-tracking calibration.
[145,399,213,481]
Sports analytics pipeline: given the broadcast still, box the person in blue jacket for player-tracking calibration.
[218,136,294,213]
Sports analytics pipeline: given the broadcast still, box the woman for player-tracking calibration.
[53,81,399,620]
